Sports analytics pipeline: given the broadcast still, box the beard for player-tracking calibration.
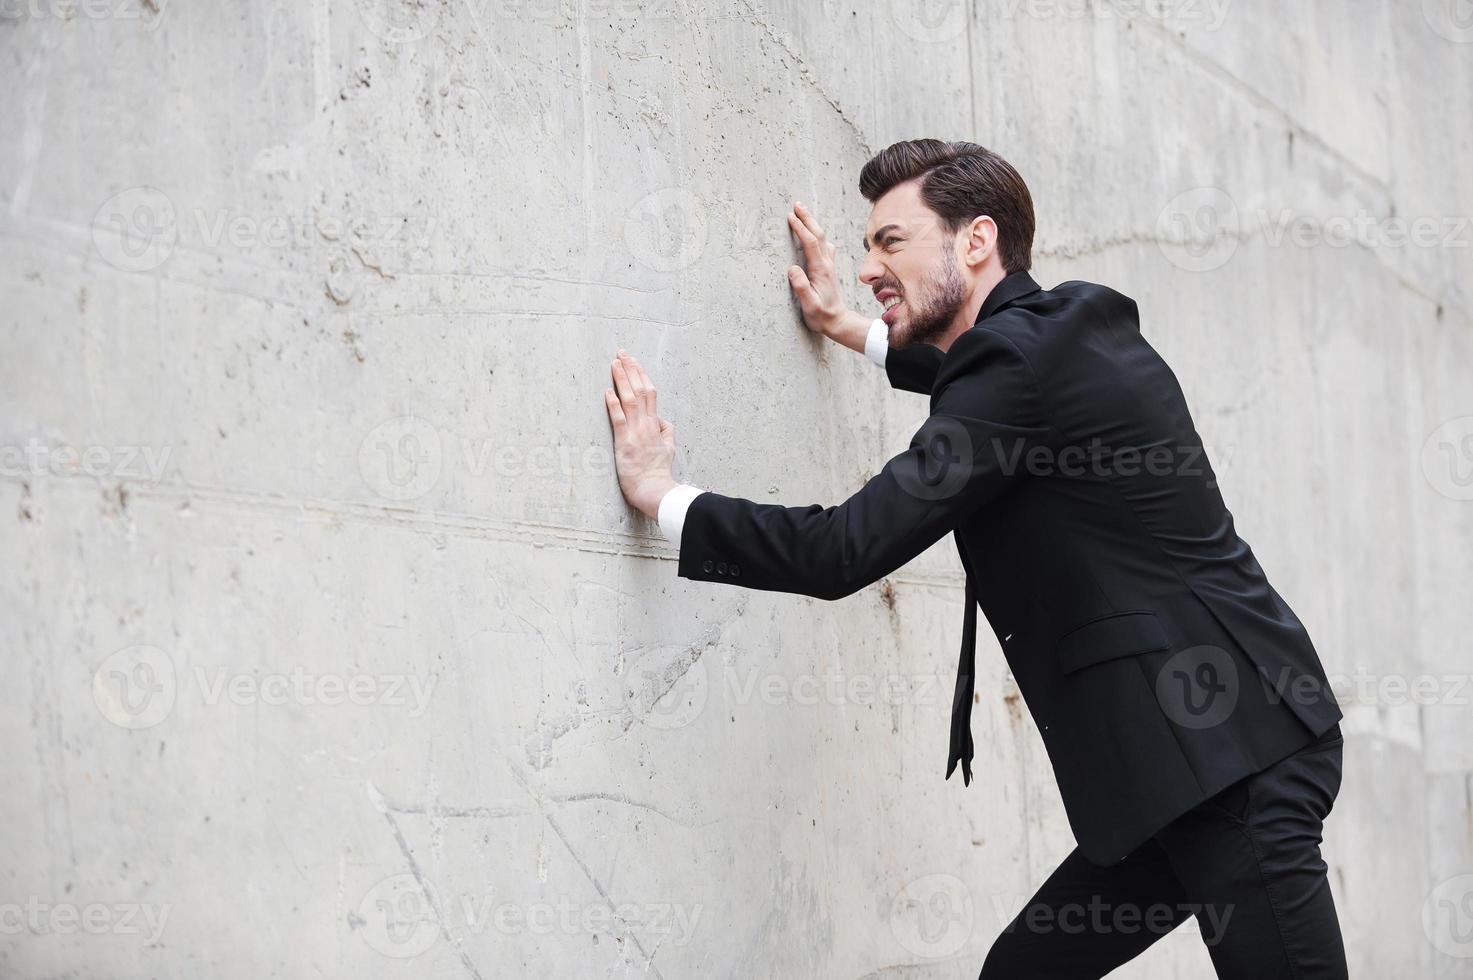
[891,247,967,349]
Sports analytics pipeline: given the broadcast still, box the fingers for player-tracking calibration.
[790,201,837,266]
[788,264,814,302]
[610,353,639,417]
[787,205,817,243]
[610,350,656,418]
[787,204,825,268]
[793,201,826,241]
[604,386,625,428]
[626,353,658,415]
[786,209,814,250]
[800,203,837,261]
[801,200,836,253]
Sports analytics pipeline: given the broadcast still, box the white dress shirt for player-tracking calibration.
[655,319,890,547]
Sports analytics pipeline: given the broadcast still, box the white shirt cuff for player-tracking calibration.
[864,318,889,368]
[657,483,706,547]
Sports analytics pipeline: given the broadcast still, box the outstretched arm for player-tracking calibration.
[604,332,1059,599]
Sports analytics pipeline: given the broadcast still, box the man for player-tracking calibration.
[603,139,1346,978]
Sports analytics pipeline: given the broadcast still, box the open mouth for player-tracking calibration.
[878,290,904,324]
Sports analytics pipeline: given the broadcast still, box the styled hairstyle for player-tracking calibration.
[859,139,1035,273]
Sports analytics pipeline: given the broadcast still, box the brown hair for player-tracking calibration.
[859,139,1035,273]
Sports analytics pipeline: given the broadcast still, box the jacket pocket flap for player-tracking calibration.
[1056,610,1169,674]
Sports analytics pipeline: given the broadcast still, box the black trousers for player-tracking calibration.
[980,724,1347,979]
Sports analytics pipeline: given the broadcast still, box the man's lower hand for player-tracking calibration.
[605,350,678,521]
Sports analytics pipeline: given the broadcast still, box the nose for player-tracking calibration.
[858,250,883,288]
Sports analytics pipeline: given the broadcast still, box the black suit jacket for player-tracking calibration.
[677,271,1342,864]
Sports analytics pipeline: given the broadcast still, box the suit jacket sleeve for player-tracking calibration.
[677,327,1059,600]
[884,342,946,394]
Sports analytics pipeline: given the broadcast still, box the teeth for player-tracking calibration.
[884,296,901,310]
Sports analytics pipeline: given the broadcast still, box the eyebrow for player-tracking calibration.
[863,223,903,251]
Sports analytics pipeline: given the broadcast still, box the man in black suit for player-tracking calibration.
[603,139,1347,978]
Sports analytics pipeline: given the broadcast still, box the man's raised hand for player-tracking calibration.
[786,201,871,354]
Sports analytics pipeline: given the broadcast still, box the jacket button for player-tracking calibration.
[716,562,728,575]
[702,560,713,573]
[729,563,740,577]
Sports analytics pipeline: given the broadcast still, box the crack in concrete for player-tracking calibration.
[366,781,486,980]
[1131,17,1392,198]
[502,760,668,979]
[620,601,749,735]
[733,0,874,155]
[384,790,706,828]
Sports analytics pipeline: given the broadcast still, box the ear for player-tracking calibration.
[961,215,998,270]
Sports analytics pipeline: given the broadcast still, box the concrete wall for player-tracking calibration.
[2,1,1470,977]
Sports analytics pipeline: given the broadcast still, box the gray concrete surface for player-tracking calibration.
[2,1,1471,977]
